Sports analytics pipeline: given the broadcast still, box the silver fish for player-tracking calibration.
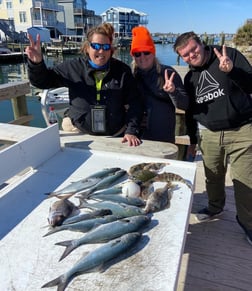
[77,169,127,198]
[78,200,146,218]
[89,185,123,196]
[144,183,172,213]
[56,215,150,261]
[43,214,118,237]
[41,232,142,291]
[45,167,121,199]
[62,208,112,225]
[47,199,78,227]
[89,193,146,207]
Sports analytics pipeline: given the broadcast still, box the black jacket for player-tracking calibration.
[27,56,143,136]
[135,65,189,143]
[184,45,252,144]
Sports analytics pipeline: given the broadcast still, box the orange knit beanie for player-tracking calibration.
[130,26,156,56]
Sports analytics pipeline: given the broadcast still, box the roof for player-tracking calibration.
[101,6,147,17]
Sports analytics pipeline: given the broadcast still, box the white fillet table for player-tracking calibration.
[0,124,196,291]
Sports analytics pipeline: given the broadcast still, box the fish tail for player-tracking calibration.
[55,240,77,261]
[41,274,68,291]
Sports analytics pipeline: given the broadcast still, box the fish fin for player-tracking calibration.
[41,274,69,291]
[44,192,75,200]
[43,226,61,237]
[58,240,78,261]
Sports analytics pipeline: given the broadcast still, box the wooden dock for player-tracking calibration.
[177,155,252,291]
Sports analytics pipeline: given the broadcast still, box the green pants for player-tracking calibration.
[199,122,252,229]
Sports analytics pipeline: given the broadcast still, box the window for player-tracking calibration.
[19,12,27,23]
[6,1,12,9]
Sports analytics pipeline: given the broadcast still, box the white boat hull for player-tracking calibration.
[39,87,69,126]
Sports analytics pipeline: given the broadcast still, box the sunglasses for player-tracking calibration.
[90,42,111,51]
[133,51,151,58]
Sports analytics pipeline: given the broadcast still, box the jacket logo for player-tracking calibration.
[196,71,224,103]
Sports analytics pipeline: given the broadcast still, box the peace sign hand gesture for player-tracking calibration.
[213,45,233,73]
[163,69,176,93]
[25,34,43,64]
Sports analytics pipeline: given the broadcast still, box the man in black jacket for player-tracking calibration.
[26,23,143,147]
[174,31,252,245]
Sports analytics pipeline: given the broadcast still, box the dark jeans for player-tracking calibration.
[199,122,252,229]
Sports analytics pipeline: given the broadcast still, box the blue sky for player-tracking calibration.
[87,0,251,34]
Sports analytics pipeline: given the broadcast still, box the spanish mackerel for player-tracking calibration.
[45,167,121,199]
[56,215,150,261]
[41,232,142,291]
[77,169,127,198]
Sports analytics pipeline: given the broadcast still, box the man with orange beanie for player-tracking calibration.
[131,26,189,143]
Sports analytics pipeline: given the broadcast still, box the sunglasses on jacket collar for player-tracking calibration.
[90,42,111,51]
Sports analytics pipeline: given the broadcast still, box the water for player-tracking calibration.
[0,44,186,128]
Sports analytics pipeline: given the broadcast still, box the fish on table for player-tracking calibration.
[77,169,127,198]
[41,232,142,291]
[78,200,146,218]
[128,162,169,182]
[87,193,146,207]
[43,214,118,237]
[45,167,122,199]
[56,215,151,261]
[62,208,112,225]
[47,198,79,227]
[144,183,172,213]
[140,172,192,197]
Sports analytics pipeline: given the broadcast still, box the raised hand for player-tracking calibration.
[213,45,233,73]
[25,34,43,64]
[163,69,176,93]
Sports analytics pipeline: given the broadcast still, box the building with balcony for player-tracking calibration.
[101,7,148,37]
[0,0,66,41]
[0,0,101,43]
[57,0,101,36]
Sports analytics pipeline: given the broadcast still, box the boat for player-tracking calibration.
[39,87,69,126]
[0,47,27,64]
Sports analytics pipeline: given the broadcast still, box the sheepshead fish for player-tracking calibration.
[144,183,172,213]
[62,209,112,225]
[41,232,142,291]
[78,200,146,218]
[48,199,78,227]
[56,215,150,261]
[77,169,127,198]
[43,214,118,237]
[45,167,121,199]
